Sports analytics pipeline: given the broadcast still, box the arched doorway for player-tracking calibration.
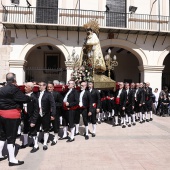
[25,44,66,83]
[102,46,140,83]
[162,53,170,89]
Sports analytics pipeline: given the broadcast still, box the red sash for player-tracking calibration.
[115,97,120,105]
[0,108,21,119]
[101,97,106,102]
[63,103,79,111]
[106,96,111,100]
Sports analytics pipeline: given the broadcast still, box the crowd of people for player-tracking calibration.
[0,72,170,166]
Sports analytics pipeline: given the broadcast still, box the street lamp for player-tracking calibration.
[105,48,118,79]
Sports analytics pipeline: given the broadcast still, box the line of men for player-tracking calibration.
[98,82,153,128]
[0,72,154,166]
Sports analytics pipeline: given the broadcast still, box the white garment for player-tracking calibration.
[89,89,92,93]
[135,89,138,98]
[79,90,85,107]
[117,89,122,97]
[153,92,159,102]
[39,91,45,117]
[23,92,33,112]
[63,89,72,102]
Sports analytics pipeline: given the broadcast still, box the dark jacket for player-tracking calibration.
[65,88,79,107]
[38,91,56,117]
[89,88,101,109]
[24,93,39,124]
[126,89,135,106]
[80,90,92,110]
[115,89,127,107]
[0,83,31,110]
[135,88,144,104]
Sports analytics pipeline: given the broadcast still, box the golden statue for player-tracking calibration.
[74,19,116,89]
[76,19,106,73]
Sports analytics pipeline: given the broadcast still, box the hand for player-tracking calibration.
[122,107,125,110]
[66,102,69,106]
[88,112,92,116]
[96,109,100,113]
[51,116,55,120]
[30,123,35,127]
[139,104,142,106]
[132,106,134,109]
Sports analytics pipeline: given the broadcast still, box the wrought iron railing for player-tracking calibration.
[2,6,170,32]
[25,67,66,83]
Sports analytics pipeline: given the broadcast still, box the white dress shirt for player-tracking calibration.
[79,90,85,107]
[23,92,33,113]
[117,89,122,98]
[39,90,45,117]
[63,89,72,102]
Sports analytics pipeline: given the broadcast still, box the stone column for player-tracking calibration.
[138,65,165,91]
[9,60,27,85]
[65,61,75,83]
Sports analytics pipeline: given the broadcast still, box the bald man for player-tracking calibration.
[0,73,31,166]
[20,82,39,153]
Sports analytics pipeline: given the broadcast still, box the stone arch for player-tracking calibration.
[19,36,69,61]
[100,39,148,66]
[157,46,170,66]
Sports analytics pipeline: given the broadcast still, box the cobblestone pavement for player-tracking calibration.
[1,115,170,170]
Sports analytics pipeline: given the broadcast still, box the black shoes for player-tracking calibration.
[58,136,68,140]
[0,155,8,161]
[150,118,153,121]
[75,132,80,136]
[66,138,75,142]
[128,124,131,127]
[122,125,126,128]
[30,147,39,153]
[92,133,96,137]
[51,141,57,146]
[19,144,28,149]
[85,135,89,140]
[43,145,48,150]
[9,160,24,166]
[132,122,136,126]
[146,119,149,122]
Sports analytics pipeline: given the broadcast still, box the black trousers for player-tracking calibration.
[75,108,88,126]
[23,114,37,136]
[36,114,51,133]
[115,104,125,117]
[145,100,153,112]
[62,110,76,128]
[125,103,134,117]
[0,116,20,144]
[51,117,59,133]
[135,101,143,113]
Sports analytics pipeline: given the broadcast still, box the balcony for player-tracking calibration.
[2,6,170,35]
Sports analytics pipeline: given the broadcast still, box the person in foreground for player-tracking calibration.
[0,73,31,166]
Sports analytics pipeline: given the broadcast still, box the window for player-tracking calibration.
[11,0,19,5]
[44,53,60,69]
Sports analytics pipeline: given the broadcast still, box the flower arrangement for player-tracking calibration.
[70,65,93,84]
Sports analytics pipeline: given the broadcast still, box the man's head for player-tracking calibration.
[6,72,16,84]
[86,27,93,36]
[80,81,87,91]
[146,82,150,88]
[39,82,47,92]
[119,82,124,89]
[68,80,75,89]
[136,83,139,88]
[25,82,34,93]
[47,82,54,92]
[130,82,135,89]
[139,82,143,88]
[154,88,158,93]
[88,81,93,89]
[53,80,59,86]
[125,83,129,90]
